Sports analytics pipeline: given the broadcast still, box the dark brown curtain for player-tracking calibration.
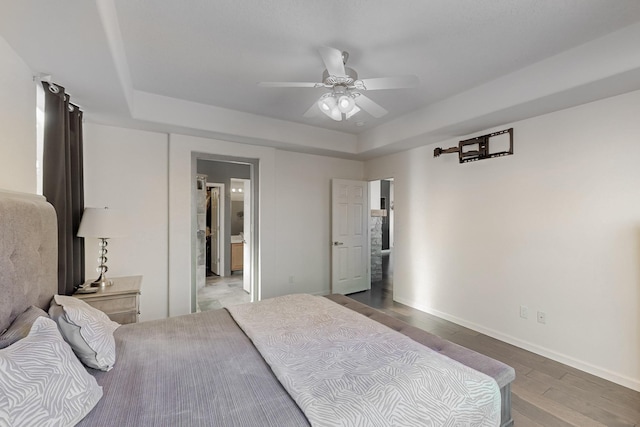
[42,82,85,295]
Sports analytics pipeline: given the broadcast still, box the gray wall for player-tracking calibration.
[197,160,250,276]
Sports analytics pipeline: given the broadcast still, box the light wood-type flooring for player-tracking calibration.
[349,287,640,427]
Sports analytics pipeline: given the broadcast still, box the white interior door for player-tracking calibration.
[242,179,251,294]
[331,179,369,294]
[196,175,207,291]
[210,187,220,275]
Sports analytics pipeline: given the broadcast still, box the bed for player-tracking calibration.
[0,191,514,426]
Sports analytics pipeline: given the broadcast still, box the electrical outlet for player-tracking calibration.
[288,275,294,284]
[519,305,528,319]
[537,311,546,324]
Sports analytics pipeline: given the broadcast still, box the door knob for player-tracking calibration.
[333,241,344,246]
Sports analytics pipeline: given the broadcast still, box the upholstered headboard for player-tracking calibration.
[0,190,58,332]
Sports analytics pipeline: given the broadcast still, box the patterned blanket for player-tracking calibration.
[227,294,500,427]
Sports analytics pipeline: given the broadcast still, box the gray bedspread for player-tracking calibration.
[77,308,309,426]
[228,294,501,427]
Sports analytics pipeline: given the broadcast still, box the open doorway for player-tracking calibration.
[346,178,394,307]
[369,178,394,299]
[193,157,256,311]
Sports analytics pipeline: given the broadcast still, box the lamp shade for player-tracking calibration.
[318,94,336,113]
[77,207,126,238]
[337,94,356,114]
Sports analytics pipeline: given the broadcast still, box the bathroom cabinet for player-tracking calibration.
[231,242,243,271]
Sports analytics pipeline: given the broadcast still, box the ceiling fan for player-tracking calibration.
[258,47,419,122]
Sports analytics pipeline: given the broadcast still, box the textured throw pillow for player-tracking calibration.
[0,306,48,349]
[0,316,103,426]
[49,295,120,371]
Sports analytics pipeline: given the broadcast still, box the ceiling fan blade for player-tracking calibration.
[258,82,324,88]
[346,105,361,120]
[355,75,419,91]
[318,46,346,77]
[354,94,388,118]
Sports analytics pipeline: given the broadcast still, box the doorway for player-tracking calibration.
[192,156,257,312]
[330,179,370,295]
[369,178,394,298]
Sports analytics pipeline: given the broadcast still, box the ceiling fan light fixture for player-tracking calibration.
[318,94,336,112]
[337,94,356,114]
[259,46,418,123]
[328,104,342,121]
[318,94,342,121]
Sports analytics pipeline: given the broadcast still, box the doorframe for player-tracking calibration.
[206,182,225,277]
[191,153,259,312]
[236,178,251,294]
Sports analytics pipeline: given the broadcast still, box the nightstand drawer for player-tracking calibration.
[86,295,137,314]
[74,276,142,324]
[108,311,138,324]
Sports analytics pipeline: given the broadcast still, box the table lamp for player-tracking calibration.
[77,207,125,288]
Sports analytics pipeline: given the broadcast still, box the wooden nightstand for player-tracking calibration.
[74,276,142,324]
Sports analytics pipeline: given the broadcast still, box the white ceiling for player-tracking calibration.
[2,0,640,159]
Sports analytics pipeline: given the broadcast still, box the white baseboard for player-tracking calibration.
[394,296,640,393]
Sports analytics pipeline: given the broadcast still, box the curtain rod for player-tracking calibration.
[33,73,60,93]
[33,72,82,111]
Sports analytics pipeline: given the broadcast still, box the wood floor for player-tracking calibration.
[349,287,640,427]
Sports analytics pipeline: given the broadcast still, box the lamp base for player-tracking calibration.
[90,272,113,288]
[90,238,113,288]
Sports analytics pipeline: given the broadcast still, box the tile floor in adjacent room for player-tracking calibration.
[197,272,250,311]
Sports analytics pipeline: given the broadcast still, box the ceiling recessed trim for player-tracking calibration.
[132,90,359,154]
[357,21,640,157]
[79,3,640,160]
[97,0,134,114]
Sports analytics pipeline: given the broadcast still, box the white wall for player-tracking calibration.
[168,134,364,316]
[82,128,363,319]
[83,123,169,321]
[370,180,381,210]
[0,36,36,194]
[274,150,364,295]
[365,89,640,391]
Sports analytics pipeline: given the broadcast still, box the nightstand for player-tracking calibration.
[74,276,142,324]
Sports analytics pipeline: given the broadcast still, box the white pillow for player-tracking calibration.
[0,317,103,426]
[0,305,48,349]
[49,295,120,371]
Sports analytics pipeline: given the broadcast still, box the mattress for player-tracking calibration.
[78,295,508,426]
[78,308,309,426]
